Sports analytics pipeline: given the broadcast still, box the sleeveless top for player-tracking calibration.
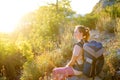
[73,40,88,71]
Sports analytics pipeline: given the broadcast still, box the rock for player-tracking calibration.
[114,71,120,80]
[104,51,111,56]
[67,76,80,80]
[116,71,120,75]
[94,34,99,39]
[117,49,120,55]
[67,75,102,80]
[101,0,115,8]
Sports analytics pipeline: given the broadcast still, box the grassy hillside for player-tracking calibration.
[0,0,120,80]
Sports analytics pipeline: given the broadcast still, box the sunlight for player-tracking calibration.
[0,0,42,33]
[0,12,21,33]
[0,0,100,33]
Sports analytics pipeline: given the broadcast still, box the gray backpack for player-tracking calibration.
[77,40,104,79]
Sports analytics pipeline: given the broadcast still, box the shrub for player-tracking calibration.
[96,16,116,33]
[103,18,120,80]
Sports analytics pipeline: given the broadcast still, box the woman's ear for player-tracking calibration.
[80,32,83,37]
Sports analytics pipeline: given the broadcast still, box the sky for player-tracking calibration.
[0,0,100,33]
[71,0,100,15]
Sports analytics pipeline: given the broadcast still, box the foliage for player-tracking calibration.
[17,0,75,55]
[20,47,65,80]
[59,24,74,60]
[0,0,120,80]
[74,14,98,29]
[102,19,120,79]
[96,16,116,33]
[92,2,120,33]
[116,18,120,37]
[19,0,75,80]
[0,34,25,80]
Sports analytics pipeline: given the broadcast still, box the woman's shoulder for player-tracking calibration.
[74,39,89,47]
[74,41,84,48]
[73,44,83,56]
[73,43,83,53]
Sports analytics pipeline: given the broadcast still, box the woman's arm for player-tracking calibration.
[66,55,78,67]
[66,45,82,67]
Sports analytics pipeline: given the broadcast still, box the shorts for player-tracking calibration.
[52,67,74,80]
[73,63,83,71]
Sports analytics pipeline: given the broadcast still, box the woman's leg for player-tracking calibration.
[72,68,82,75]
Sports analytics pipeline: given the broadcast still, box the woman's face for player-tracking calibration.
[74,28,83,40]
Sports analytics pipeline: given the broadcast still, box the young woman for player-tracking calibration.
[52,25,90,80]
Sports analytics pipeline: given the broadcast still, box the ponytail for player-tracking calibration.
[84,27,90,41]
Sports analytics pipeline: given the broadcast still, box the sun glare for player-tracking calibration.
[0,0,99,33]
[0,0,40,33]
[0,13,20,33]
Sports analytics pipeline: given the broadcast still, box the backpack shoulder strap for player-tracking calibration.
[75,39,85,48]
[76,42,83,48]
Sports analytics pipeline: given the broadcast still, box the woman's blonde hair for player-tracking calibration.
[75,25,90,41]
